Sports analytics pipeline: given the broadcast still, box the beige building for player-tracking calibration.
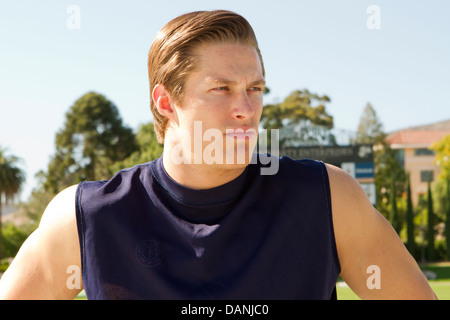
[386,119,450,206]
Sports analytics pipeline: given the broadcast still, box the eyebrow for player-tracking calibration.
[204,77,266,87]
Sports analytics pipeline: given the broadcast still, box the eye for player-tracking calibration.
[214,86,229,91]
[248,87,263,93]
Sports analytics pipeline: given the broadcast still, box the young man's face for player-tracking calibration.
[170,42,265,168]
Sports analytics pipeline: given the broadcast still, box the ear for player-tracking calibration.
[152,84,177,122]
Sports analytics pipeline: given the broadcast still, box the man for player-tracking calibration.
[0,10,436,300]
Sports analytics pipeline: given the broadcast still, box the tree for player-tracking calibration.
[43,92,138,194]
[261,89,332,129]
[431,134,450,180]
[427,177,435,261]
[355,103,384,144]
[389,175,400,234]
[445,177,450,260]
[405,174,416,255]
[0,147,25,261]
[431,134,450,259]
[372,140,406,220]
[110,122,163,172]
[1,222,28,259]
[261,89,333,148]
[19,170,56,230]
[354,103,405,219]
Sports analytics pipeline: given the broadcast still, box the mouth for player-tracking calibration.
[225,127,257,140]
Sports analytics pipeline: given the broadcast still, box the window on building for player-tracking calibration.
[414,148,435,156]
[420,170,434,182]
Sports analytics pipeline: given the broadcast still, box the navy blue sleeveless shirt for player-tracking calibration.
[75,155,340,299]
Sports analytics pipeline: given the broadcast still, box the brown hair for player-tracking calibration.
[148,10,265,143]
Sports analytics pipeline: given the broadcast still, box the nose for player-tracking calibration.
[232,91,255,120]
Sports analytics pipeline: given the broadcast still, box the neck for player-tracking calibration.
[162,149,247,190]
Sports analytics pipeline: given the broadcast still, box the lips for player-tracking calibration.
[225,127,257,139]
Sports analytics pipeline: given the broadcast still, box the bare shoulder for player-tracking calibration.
[0,185,82,299]
[324,163,436,299]
[324,162,373,220]
[324,162,362,192]
[39,184,79,232]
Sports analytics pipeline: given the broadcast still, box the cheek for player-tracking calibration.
[251,96,264,116]
[201,93,229,106]
[177,104,221,133]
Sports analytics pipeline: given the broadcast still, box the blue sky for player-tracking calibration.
[1,0,449,201]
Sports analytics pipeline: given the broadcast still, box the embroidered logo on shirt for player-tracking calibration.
[135,240,164,267]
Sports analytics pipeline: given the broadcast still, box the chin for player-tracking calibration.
[208,161,250,173]
[181,135,257,167]
[220,143,256,167]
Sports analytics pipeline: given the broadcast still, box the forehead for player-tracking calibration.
[191,42,264,81]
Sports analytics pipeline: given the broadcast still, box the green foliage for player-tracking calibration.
[261,89,333,131]
[430,135,450,260]
[1,222,28,259]
[389,176,400,234]
[434,239,448,262]
[427,179,436,261]
[19,178,56,230]
[353,103,406,220]
[0,148,25,201]
[406,175,416,254]
[374,138,406,219]
[261,89,333,148]
[431,134,450,180]
[1,93,166,263]
[354,103,384,144]
[430,178,449,224]
[43,92,139,194]
[446,178,450,260]
[0,260,10,273]
[0,147,25,260]
[110,122,163,173]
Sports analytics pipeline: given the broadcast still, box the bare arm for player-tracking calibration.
[326,164,436,299]
[0,185,83,299]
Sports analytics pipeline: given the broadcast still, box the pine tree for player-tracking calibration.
[389,176,400,234]
[406,174,415,256]
[43,92,138,194]
[355,103,384,145]
[445,177,450,260]
[427,178,435,261]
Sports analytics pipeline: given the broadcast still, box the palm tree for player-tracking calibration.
[0,147,25,260]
